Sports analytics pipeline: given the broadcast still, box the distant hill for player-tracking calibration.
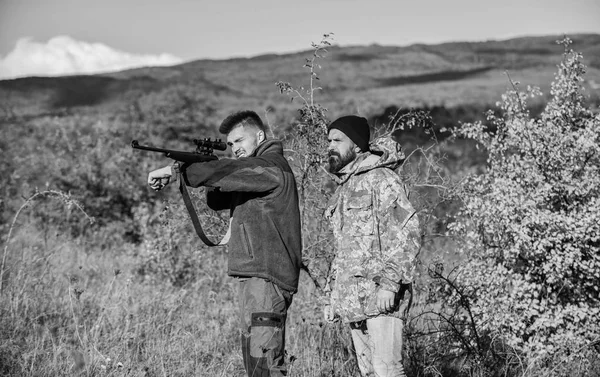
[1,34,599,126]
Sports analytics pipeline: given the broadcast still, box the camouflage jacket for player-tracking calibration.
[324,137,420,323]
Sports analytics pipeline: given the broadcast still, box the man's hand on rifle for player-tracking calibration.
[148,165,173,191]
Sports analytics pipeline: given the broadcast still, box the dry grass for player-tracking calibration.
[0,215,366,376]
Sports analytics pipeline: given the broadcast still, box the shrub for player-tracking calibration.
[445,37,600,374]
[276,33,336,288]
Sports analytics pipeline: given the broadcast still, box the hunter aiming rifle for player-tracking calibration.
[131,138,229,246]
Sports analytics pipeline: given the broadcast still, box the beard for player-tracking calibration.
[328,148,356,173]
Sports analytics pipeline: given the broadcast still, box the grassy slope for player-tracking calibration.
[1,34,599,123]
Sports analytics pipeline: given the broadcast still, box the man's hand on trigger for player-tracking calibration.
[148,165,173,191]
[376,289,396,313]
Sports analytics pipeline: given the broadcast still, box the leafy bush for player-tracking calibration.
[276,33,336,287]
[444,37,600,375]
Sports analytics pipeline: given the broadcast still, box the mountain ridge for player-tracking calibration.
[1,33,599,122]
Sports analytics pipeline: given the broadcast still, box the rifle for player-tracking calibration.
[131,138,229,247]
[131,138,227,163]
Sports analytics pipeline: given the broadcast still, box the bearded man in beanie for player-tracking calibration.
[147,110,301,377]
[317,115,420,377]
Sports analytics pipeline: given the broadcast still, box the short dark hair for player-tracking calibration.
[219,110,265,134]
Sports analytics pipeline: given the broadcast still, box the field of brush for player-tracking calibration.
[1,34,599,376]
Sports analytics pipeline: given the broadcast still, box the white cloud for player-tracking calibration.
[0,36,184,80]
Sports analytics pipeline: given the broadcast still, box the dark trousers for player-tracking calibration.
[238,277,293,377]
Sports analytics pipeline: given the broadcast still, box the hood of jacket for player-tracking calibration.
[331,136,405,185]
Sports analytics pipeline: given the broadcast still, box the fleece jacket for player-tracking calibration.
[181,139,302,292]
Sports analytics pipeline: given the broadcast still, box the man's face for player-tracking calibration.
[226,125,263,159]
[327,128,358,173]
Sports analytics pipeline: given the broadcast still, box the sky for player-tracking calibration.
[1,0,599,80]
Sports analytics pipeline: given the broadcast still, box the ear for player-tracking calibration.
[257,130,265,143]
[353,144,362,153]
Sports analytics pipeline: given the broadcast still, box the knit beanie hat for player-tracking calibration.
[327,115,370,152]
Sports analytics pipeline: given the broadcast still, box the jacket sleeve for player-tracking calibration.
[181,156,282,193]
[372,170,421,292]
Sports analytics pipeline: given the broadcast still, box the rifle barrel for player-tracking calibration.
[131,140,175,154]
[131,140,218,163]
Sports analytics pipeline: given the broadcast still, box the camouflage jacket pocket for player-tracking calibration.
[344,193,374,235]
[358,277,381,316]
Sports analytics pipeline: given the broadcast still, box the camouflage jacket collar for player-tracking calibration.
[331,137,406,185]
[331,152,377,185]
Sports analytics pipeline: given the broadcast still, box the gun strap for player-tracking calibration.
[178,171,229,247]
